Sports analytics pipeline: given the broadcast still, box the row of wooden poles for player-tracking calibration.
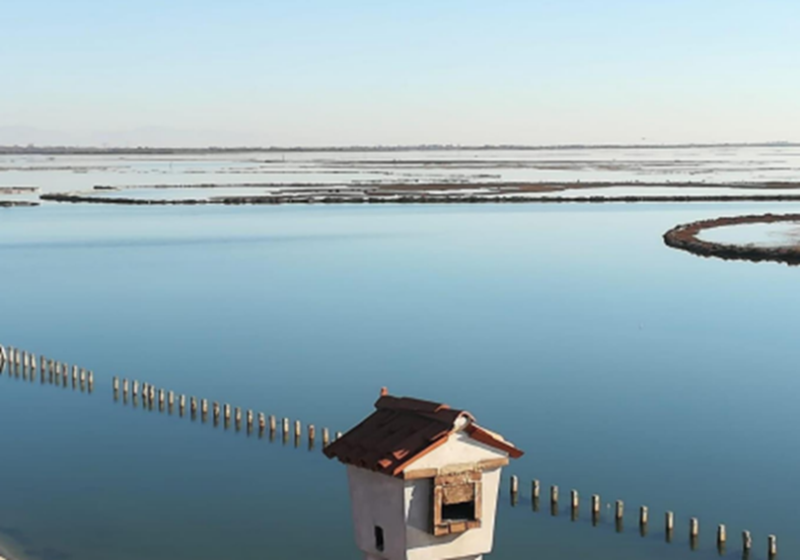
[113,376,341,449]
[509,475,777,558]
[1,345,94,391]
[2,343,779,558]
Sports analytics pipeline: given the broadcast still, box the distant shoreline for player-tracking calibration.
[0,142,798,156]
[38,192,800,206]
[32,178,800,206]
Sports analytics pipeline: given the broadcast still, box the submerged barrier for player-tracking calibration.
[111,375,338,451]
[508,475,777,559]
[0,344,94,393]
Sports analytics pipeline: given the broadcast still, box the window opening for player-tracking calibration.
[442,500,475,521]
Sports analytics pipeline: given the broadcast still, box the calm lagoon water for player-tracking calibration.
[1,202,799,560]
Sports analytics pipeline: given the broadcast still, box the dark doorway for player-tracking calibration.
[374,525,385,551]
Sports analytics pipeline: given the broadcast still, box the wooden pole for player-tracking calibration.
[179,394,186,410]
[570,489,579,521]
[550,485,559,505]
[224,404,231,420]
[717,524,727,549]
[742,530,752,552]
[532,480,541,500]
[159,389,165,405]
[591,494,600,515]
[168,391,175,406]
[258,413,266,430]
[690,517,699,549]
[308,424,315,443]
[113,377,119,391]
[247,410,253,428]
[191,397,198,413]
[510,475,519,495]
[201,399,208,414]
[322,427,329,446]
[615,500,624,521]
[640,506,648,527]
[294,420,301,438]
[269,415,276,432]
[132,380,139,396]
[768,535,777,558]
[665,511,675,533]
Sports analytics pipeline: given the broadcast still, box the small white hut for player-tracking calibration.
[324,388,523,560]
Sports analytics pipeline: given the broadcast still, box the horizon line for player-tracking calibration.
[1,141,798,155]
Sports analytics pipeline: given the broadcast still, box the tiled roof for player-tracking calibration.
[323,391,523,477]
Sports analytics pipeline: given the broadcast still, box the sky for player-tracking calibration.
[1,0,799,147]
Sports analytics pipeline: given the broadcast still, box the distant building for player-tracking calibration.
[324,388,523,560]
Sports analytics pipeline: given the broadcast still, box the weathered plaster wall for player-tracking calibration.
[404,432,506,560]
[348,465,407,560]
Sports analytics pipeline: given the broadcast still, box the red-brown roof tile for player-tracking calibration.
[324,392,523,476]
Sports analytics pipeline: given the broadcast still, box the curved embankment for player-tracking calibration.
[40,192,800,205]
[664,213,800,265]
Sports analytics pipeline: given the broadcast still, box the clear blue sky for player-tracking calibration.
[2,0,798,146]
